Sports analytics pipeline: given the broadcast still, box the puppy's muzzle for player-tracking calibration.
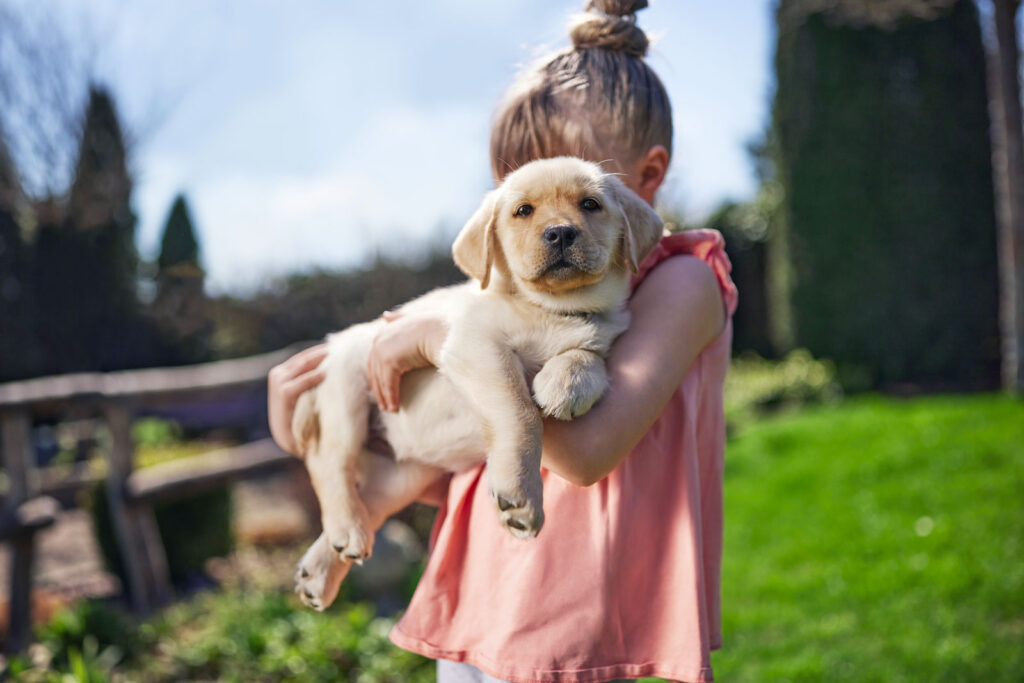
[543,224,579,252]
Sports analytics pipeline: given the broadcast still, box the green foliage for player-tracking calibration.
[725,349,841,427]
[774,0,1000,388]
[157,194,200,269]
[706,189,779,357]
[139,591,433,682]
[713,394,1024,680]
[131,417,183,449]
[211,246,464,358]
[10,590,434,682]
[35,601,137,674]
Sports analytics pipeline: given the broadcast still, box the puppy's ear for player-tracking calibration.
[453,190,500,289]
[612,179,664,274]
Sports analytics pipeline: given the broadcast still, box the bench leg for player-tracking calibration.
[5,535,34,653]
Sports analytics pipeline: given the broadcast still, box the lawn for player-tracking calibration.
[711,394,1024,682]
[8,393,1022,681]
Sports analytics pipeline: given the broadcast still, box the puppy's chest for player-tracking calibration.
[507,307,628,370]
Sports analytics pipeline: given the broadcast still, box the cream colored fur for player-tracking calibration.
[293,157,663,610]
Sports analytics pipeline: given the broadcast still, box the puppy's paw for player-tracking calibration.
[490,479,544,539]
[532,353,608,420]
[497,495,544,539]
[294,534,351,611]
[323,516,375,563]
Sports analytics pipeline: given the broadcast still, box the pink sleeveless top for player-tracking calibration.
[391,230,738,683]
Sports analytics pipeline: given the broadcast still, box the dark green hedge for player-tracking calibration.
[774,0,1000,388]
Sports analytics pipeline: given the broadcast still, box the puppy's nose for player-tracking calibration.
[543,225,578,249]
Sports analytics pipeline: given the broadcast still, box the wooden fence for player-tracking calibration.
[0,346,309,651]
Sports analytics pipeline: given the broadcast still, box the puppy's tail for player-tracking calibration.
[292,390,320,456]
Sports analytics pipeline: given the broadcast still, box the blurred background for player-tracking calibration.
[0,0,1021,681]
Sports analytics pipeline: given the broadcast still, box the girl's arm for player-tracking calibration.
[367,255,725,486]
[539,255,724,485]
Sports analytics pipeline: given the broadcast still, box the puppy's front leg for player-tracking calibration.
[442,334,544,538]
[532,348,609,420]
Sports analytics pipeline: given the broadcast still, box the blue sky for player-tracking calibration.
[16,1,773,292]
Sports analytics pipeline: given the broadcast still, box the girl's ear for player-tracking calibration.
[612,178,664,273]
[631,145,669,204]
[453,190,500,288]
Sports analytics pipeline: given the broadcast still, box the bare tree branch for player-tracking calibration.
[0,4,92,198]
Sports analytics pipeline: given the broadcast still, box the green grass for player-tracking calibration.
[712,394,1024,682]
[11,394,1022,682]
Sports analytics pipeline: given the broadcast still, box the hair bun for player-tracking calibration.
[587,0,648,16]
[571,1,650,58]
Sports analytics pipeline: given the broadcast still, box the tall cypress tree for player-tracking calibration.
[157,194,200,270]
[774,0,1000,388]
[33,85,155,373]
[0,134,38,380]
[153,193,210,364]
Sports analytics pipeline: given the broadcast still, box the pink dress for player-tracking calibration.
[391,230,738,683]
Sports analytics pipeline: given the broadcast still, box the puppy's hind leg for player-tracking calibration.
[308,429,376,562]
[304,328,379,562]
[296,453,445,611]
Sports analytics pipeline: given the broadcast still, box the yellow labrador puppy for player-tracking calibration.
[292,157,663,609]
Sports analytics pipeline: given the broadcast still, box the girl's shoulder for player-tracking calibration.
[631,229,738,316]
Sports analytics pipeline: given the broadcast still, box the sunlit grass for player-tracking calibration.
[10,395,1023,681]
[712,394,1024,681]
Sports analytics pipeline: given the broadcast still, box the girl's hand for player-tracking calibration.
[268,344,329,457]
[367,310,449,412]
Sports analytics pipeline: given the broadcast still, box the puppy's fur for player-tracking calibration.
[292,157,663,610]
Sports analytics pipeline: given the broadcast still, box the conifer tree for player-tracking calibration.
[774,0,1000,387]
[33,85,156,372]
[158,194,200,270]
[153,192,210,364]
[0,135,38,380]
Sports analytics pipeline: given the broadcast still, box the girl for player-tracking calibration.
[268,2,736,681]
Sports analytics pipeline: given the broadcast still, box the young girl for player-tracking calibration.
[268,2,737,681]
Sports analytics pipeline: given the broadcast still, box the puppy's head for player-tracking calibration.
[452,157,663,312]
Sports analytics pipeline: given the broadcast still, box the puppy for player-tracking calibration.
[292,157,663,610]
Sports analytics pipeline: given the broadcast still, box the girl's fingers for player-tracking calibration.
[381,310,404,322]
[285,344,328,375]
[367,353,385,409]
[370,368,385,410]
[385,372,401,413]
[285,366,327,400]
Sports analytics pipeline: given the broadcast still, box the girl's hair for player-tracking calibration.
[490,0,673,183]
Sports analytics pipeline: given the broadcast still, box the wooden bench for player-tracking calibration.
[0,346,310,649]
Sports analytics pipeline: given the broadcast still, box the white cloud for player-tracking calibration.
[154,103,491,292]
[115,1,771,291]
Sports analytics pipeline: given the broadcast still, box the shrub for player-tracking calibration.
[90,483,233,588]
[726,350,841,427]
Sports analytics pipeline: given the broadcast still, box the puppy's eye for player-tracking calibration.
[515,204,534,218]
[580,198,601,212]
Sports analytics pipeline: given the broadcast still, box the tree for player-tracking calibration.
[32,86,158,373]
[705,195,776,357]
[152,193,211,364]
[0,3,92,199]
[0,134,39,380]
[774,0,1000,388]
[986,0,1024,392]
[157,194,201,270]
